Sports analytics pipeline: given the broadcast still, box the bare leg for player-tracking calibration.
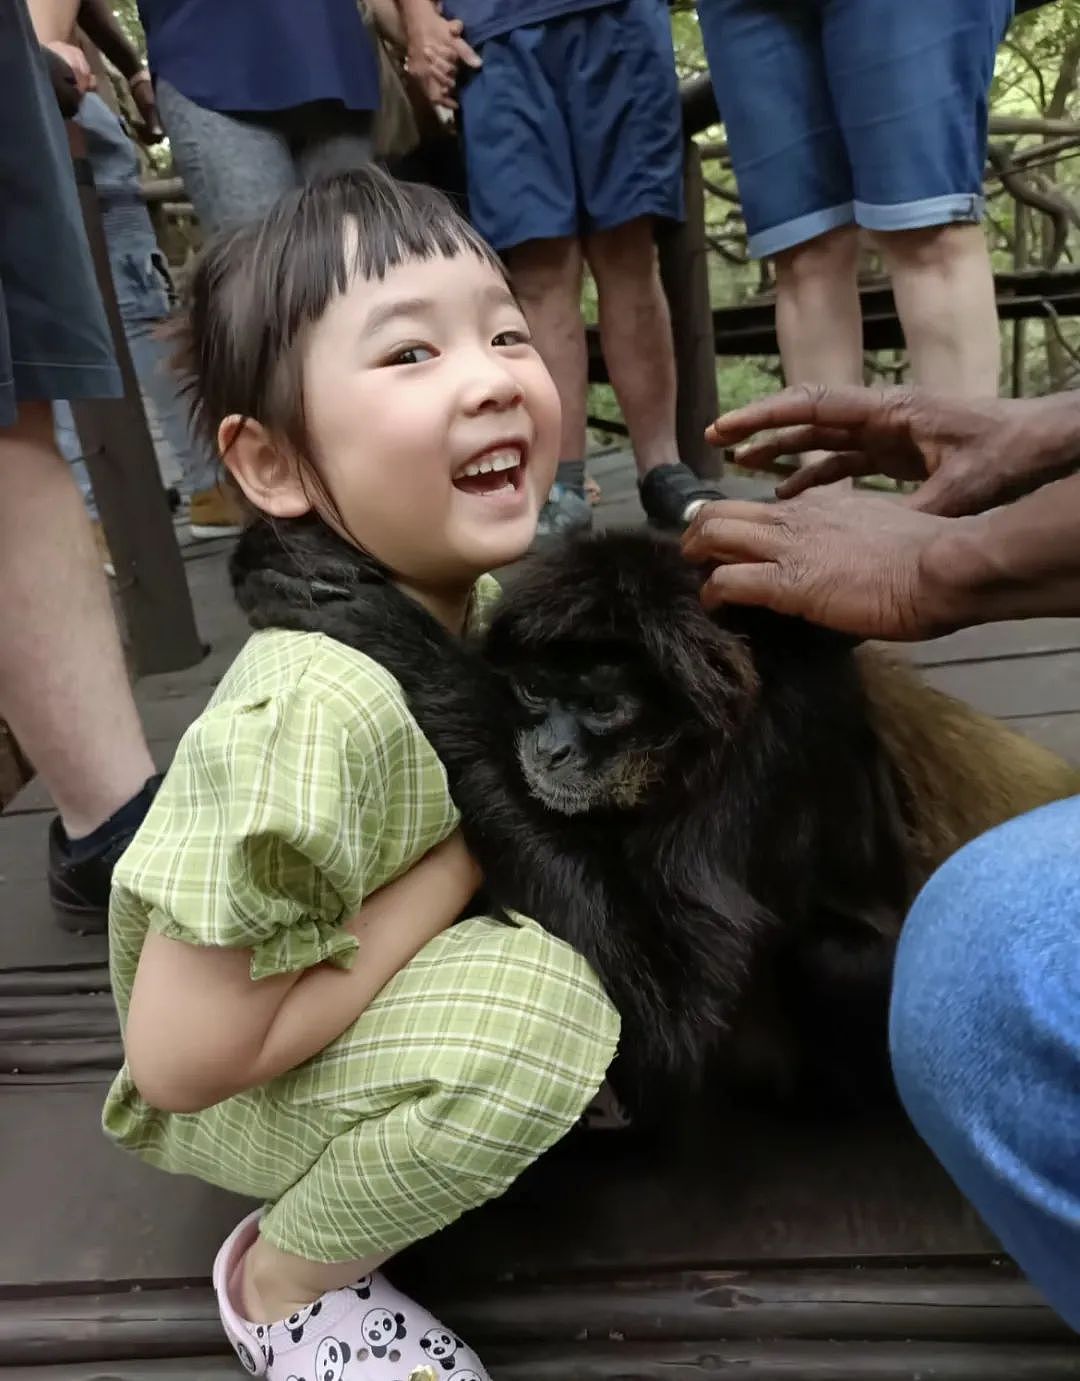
[772,225,864,470]
[240,1234,390,1325]
[585,217,678,479]
[505,235,588,464]
[873,223,1000,397]
[0,403,154,837]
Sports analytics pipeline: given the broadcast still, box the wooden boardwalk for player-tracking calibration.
[2,450,1079,1378]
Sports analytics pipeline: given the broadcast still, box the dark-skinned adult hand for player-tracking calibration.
[704,385,1080,518]
[681,490,973,642]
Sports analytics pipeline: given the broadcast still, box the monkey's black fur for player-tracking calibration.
[231,517,913,1113]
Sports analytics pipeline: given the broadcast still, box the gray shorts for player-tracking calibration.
[0,0,121,428]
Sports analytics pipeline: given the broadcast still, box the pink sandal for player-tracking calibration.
[213,1211,489,1381]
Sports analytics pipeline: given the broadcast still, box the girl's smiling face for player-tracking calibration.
[265,246,559,594]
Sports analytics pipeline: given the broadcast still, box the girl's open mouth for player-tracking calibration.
[453,446,525,497]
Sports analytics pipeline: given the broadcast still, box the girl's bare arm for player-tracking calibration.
[125,831,480,1113]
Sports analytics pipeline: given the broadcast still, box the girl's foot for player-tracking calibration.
[214,1211,490,1380]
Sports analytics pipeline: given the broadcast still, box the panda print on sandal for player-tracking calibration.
[213,1211,491,1381]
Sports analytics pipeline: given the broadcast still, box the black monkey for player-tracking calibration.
[230,518,1079,1113]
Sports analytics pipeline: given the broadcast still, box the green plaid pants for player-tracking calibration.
[104,914,619,1263]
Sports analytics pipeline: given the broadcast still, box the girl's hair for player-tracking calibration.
[173,167,506,461]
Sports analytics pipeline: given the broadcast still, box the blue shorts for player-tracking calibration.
[0,1,120,428]
[458,0,684,252]
[697,0,1013,259]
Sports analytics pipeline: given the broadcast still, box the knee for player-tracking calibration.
[774,226,860,291]
[889,799,1080,1137]
[506,237,582,311]
[585,217,658,290]
[872,222,987,276]
[423,922,620,1180]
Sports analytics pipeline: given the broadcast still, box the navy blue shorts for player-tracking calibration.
[0,0,120,428]
[458,0,684,252]
[697,0,1013,259]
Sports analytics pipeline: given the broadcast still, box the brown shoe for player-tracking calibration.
[188,482,246,540]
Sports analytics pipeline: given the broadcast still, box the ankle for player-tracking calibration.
[60,772,162,858]
[239,1238,315,1326]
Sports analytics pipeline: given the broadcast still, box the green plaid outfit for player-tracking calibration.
[103,578,619,1264]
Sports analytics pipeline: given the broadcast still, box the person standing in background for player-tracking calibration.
[1,0,161,931]
[133,0,382,234]
[401,0,725,534]
[695,0,1009,464]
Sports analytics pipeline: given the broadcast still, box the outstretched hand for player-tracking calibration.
[705,385,1077,519]
[681,490,968,642]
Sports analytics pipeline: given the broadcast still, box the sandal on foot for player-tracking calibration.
[639,462,723,530]
[534,482,594,541]
[214,1210,491,1380]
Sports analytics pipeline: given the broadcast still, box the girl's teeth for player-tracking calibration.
[458,449,520,479]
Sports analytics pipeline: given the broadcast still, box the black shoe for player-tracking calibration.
[639,461,724,530]
[48,774,163,934]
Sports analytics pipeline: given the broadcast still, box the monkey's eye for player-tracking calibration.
[513,679,547,712]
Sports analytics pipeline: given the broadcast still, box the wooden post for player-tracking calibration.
[1011,201,1028,398]
[656,139,723,480]
[66,126,204,676]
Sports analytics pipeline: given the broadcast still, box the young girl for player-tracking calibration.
[102,169,620,1380]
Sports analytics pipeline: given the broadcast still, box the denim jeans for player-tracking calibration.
[53,252,217,519]
[890,794,1080,1329]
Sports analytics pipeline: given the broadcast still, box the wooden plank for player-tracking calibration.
[407,1113,998,1278]
[0,1266,1068,1367]
[922,650,1080,719]
[423,1265,1066,1344]
[0,1083,250,1290]
[0,814,107,971]
[907,619,1080,668]
[1,1362,236,1381]
[8,1350,1080,1381]
[481,1341,1080,1379]
[0,1080,998,1294]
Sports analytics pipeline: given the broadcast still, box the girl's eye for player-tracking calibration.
[493,329,530,348]
[386,345,435,366]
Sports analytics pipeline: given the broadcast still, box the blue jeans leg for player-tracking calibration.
[889,794,1080,1330]
[125,319,218,499]
[54,317,218,518]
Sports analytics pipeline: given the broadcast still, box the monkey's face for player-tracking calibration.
[509,650,675,815]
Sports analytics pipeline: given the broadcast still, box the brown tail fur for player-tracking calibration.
[856,645,1080,883]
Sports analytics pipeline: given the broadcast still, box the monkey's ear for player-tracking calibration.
[640,596,758,734]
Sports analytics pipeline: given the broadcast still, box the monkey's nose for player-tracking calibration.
[545,743,574,770]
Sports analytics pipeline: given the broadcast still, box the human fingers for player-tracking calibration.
[453,35,483,67]
[422,44,456,80]
[706,384,911,449]
[726,424,858,470]
[699,561,789,614]
[681,508,788,567]
[774,452,875,498]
